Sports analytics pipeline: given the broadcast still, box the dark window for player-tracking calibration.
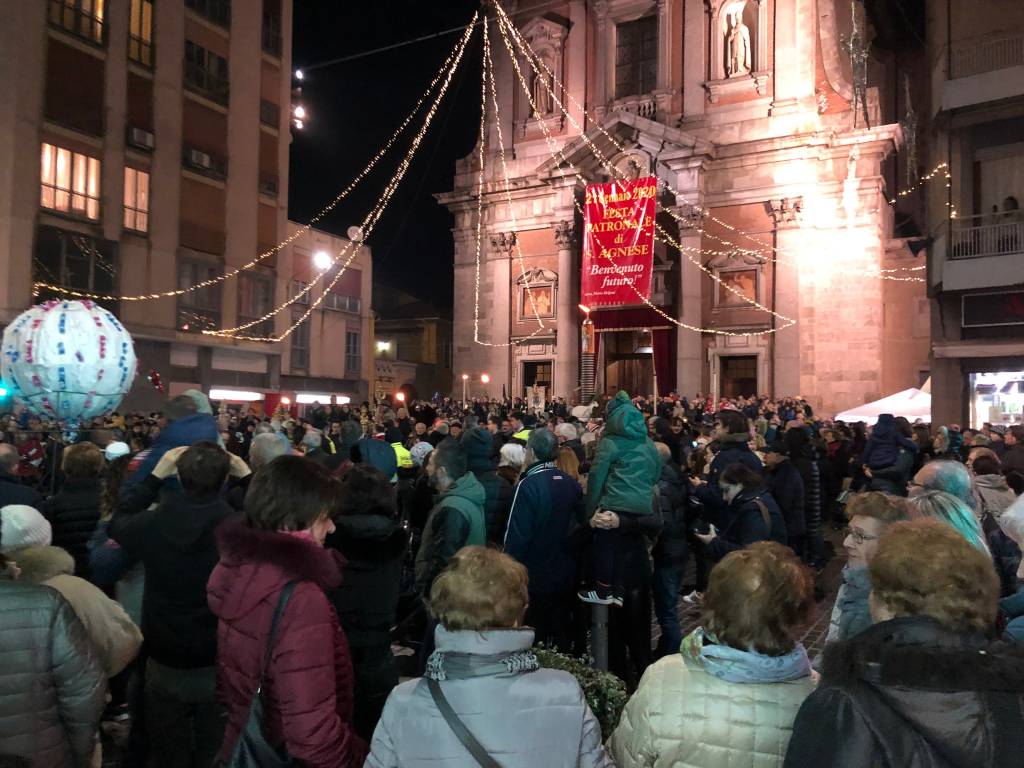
[238,273,274,338]
[962,291,1024,328]
[615,16,658,99]
[185,0,230,28]
[184,40,229,105]
[523,360,553,389]
[177,259,221,332]
[345,331,361,374]
[34,226,119,312]
[262,0,282,56]
[291,306,310,369]
[128,0,154,67]
[260,99,280,127]
[49,0,105,46]
[290,279,309,305]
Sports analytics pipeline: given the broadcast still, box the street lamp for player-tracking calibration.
[480,373,490,384]
[461,373,469,404]
[395,391,406,403]
[313,250,331,271]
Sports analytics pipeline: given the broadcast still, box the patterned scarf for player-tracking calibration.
[425,648,539,681]
[681,627,812,684]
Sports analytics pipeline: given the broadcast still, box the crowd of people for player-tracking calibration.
[1,385,1024,767]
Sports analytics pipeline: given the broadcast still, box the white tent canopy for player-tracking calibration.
[835,386,932,425]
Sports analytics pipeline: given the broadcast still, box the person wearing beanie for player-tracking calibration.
[1,504,142,678]
[410,441,434,468]
[465,427,513,545]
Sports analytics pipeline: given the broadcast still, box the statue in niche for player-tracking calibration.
[531,57,554,117]
[725,8,752,78]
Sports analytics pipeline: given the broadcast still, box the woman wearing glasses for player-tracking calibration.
[824,493,914,646]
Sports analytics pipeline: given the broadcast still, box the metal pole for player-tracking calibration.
[590,603,609,671]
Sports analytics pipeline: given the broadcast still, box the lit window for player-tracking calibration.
[40,143,100,220]
[123,167,150,232]
[128,0,154,66]
[49,0,106,46]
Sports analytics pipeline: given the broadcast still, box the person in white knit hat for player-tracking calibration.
[0,504,51,553]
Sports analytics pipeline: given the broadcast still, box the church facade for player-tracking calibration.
[439,0,930,415]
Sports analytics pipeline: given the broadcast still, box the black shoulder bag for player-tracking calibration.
[224,582,296,768]
[427,678,502,768]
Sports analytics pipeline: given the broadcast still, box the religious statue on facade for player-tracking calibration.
[725,8,752,78]
[531,64,553,117]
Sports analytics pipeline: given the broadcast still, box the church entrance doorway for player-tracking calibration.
[602,330,654,398]
[720,355,758,398]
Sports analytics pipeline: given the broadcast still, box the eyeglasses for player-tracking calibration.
[846,527,879,545]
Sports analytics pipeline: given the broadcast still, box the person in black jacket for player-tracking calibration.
[785,518,1024,768]
[651,442,688,658]
[696,462,787,561]
[42,442,104,579]
[503,428,584,652]
[764,441,805,555]
[109,441,241,768]
[691,410,763,528]
[0,443,43,509]
[785,426,826,568]
[464,427,513,545]
[325,464,408,742]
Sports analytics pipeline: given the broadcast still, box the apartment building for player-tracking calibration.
[0,0,370,412]
[373,282,453,401]
[926,0,1024,427]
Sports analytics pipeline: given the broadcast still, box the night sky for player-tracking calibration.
[288,0,483,310]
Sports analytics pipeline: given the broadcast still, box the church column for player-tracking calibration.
[654,0,673,117]
[769,198,804,396]
[672,206,705,397]
[554,221,579,401]
[771,0,816,114]
[593,0,610,119]
[681,0,705,126]
[567,0,586,130]
[488,232,515,395]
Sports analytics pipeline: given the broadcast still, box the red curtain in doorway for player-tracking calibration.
[589,306,676,397]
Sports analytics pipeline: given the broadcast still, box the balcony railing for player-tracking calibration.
[949,213,1024,259]
[610,93,657,120]
[951,32,1024,79]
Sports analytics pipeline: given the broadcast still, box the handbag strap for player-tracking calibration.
[753,498,771,530]
[256,581,296,692]
[427,678,501,768]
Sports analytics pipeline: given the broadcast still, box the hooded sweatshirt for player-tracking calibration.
[414,472,487,595]
[862,413,917,470]
[585,391,662,517]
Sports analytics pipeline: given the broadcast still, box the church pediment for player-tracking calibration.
[534,110,714,183]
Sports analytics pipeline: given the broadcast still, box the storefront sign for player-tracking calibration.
[581,176,657,308]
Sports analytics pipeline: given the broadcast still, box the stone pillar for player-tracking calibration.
[673,206,704,397]
[488,232,515,395]
[680,0,705,127]
[554,221,579,401]
[103,0,129,245]
[769,197,804,397]
[654,0,674,117]
[566,0,587,131]
[771,0,816,114]
[593,0,610,119]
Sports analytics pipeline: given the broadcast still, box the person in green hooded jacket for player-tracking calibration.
[579,391,662,606]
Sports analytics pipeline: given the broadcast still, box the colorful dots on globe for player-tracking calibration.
[1,300,138,422]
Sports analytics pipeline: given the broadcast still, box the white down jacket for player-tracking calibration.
[365,627,612,768]
[609,651,817,768]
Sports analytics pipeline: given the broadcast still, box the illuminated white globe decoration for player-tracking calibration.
[2,300,137,422]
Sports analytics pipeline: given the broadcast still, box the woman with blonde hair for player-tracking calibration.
[366,546,611,767]
[611,542,816,767]
[555,445,581,482]
[785,519,1021,766]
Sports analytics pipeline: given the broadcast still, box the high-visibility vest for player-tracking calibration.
[391,441,414,469]
[512,429,531,443]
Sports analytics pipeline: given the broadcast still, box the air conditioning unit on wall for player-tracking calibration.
[186,148,213,170]
[127,127,155,150]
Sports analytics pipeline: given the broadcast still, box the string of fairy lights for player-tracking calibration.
[30,27,467,305]
[492,0,928,287]
[204,11,479,341]
[32,4,960,345]
[492,9,795,335]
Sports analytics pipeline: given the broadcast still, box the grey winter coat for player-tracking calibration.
[0,580,107,768]
[366,627,612,767]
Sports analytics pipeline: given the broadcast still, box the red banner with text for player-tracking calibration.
[581,176,657,308]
